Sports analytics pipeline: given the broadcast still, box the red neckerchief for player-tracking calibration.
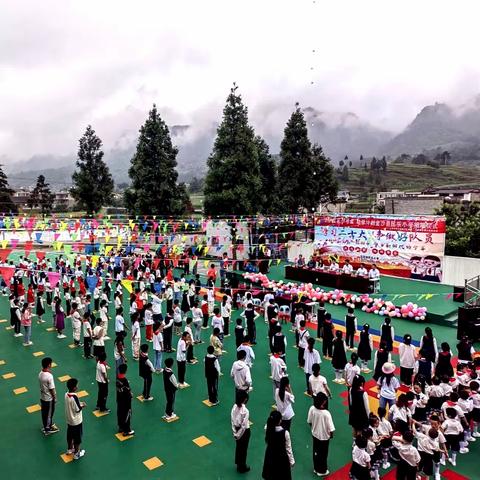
[67,393,77,397]
[447,400,456,406]
[273,353,280,358]
[117,374,126,379]
[42,368,50,373]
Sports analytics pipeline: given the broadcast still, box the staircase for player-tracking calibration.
[465,274,480,307]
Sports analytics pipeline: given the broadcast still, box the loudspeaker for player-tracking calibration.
[453,286,465,303]
[457,306,480,340]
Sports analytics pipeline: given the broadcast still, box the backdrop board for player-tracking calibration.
[314,214,446,282]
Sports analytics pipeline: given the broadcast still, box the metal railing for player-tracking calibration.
[465,274,480,307]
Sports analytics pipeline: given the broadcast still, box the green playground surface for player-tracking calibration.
[0,262,476,479]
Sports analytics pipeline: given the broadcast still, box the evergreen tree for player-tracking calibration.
[0,165,17,213]
[203,85,262,215]
[71,125,114,214]
[125,105,188,216]
[255,136,278,212]
[278,104,337,211]
[28,175,55,214]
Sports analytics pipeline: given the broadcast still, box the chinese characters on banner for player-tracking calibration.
[314,214,446,282]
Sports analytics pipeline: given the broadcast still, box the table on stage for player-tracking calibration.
[284,265,376,293]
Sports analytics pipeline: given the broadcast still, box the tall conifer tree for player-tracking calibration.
[204,84,262,215]
[125,105,188,216]
[0,165,17,213]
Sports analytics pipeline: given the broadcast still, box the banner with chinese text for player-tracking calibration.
[314,214,446,282]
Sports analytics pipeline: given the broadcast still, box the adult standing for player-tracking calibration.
[380,317,394,353]
[39,357,59,435]
[304,337,321,395]
[419,327,438,364]
[116,363,134,436]
[399,334,416,386]
[231,390,251,474]
[307,393,335,477]
[262,410,295,480]
[377,362,400,410]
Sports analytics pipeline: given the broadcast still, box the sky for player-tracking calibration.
[1,0,480,161]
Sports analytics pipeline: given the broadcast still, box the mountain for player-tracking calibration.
[303,107,393,163]
[382,98,480,161]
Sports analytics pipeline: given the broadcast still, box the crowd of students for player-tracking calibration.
[3,250,479,478]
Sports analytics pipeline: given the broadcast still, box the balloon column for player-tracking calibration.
[243,272,428,321]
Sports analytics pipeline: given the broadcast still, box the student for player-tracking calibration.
[271,324,287,359]
[231,350,252,395]
[350,435,371,480]
[131,313,141,360]
[393,429,420,479]
[380,318,394,352]
[95,351,110,413]
[176,331,189,386]
[162,310,174,353]
[235,317,246,348]
[270,350,287,397]
[349,375,370,435]
[64,378,86,460]
[297,320,310,368]
[241,302,259,344]
[113,331,127,374]
[211,307,224,342]
[470,380,480,438]
[345,353,361,388]
[144,303,154,341]
[152,322,164,372]
[377,362,400,410]
[21,303,33,346]
[116,363,134,436]
[191,300,203,343]
[36,290,45,323]
[39,357,59,435]
[173,299,183,336]
[307,392,335,476]
[304,337,321,395]
[322,313,334,358]
[413,423,441,480]
[442,407,463,466]
[262,410,295,480]
[358,324,373,373]
[231,390,251,473]
[115,307,126,334]
[221,295,232,336]
[419,327,438,364]
[205,345,221,405]
[435,342,454,379]
[237,340,255,368]
[210,327,224,358]
[275,376,295,431]
[92,317,105,359]
[309,363,332,399]
[373,341,391,381]
[201,294,209,328]
[456,335,474,366]
[139,343,155,401]
[345,307,357,350]
[399,334,416,386]
[316,301,326,339]
[81,312,93,359]
[332,330,348,384]
[55,297,66,338]
[162,357,178,420]
[71,302,82,347]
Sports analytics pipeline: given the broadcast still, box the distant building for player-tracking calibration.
[422,188,480,203]
[53,191,75,210]
[384,195,443,215]
[11,189,75,211]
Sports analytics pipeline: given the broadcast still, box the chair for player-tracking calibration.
[278,305,291,324]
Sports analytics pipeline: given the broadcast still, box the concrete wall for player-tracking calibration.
[385,197,444,215]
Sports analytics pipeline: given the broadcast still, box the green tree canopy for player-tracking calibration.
[255,136,278,212]
[277,104,338,211]
[71,125,114,214]
[0,165,17,213]
[28,175,55,214]
[125,105,188,216]
[203,84,262,215]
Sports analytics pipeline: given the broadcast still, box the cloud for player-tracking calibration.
[1,0,480,161]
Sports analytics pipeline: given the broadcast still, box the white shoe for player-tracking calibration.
[473,431,480,438]
[14,333,23,337]
[460,447,469,454]
[449,458,456,466]
[66,449,74,455]
[73,449,85,460]
[382,462,390,469]
[467,435,476,442]
[439,457,446,466]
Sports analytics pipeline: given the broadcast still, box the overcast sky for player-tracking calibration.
[1,0,480,161]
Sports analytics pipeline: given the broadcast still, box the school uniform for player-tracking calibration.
[435,351,454,378]
[308,406,335,475]
[163,367,178,417]
[357,330,372,366]
[322,320,334,357]
[244,308,257,344]
[116,373,133,435]
[350,445,371,480]
[380,323,394,352]
[139,352,154,399]
[373,349,390,381]
[316,305,326,338]
[82,319,93,358]
[297,328,309,367]
[96,361,109,411]
[442,418,463,453]
[331,338,347,371]
[396,443,420,480]
[272,332,287,358]
[304,348,321,394]
[231,404,251,473]
[235,324,245,348]
[419,335,437,364]
[345,313,357,349]
[204,353,220,403]
[399,343,416,385]
[65,391,83,448]
[176,338,187,384]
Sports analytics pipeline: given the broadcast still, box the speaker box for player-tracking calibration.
[453,286,465,303]
[457,306,480,340]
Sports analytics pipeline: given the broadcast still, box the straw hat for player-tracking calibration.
[381,362,396,375]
